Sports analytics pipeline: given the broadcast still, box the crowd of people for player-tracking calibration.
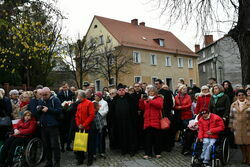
[0,78,250,167]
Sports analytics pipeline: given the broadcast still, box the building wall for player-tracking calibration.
[198,36,241,86]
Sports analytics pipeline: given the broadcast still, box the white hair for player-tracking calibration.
[9,89,19,96]
[0,88,5,95]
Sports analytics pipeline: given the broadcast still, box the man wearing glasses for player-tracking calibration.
[37,87,62,167]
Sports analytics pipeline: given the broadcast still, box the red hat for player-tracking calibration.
[95,92,103,99]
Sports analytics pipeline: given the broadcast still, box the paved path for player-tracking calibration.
[49,143,248,167]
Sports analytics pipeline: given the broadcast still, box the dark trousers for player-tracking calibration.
[182,129,197,153]
[76,128,95,163]
[67,119,78,148]
[41,126,60,165]
[101,126,107,153]
[144,127,161,156]
[0,136,28,166]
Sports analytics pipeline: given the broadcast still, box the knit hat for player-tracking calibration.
[117,83,126,90]
[201,85,209,90]
[95,92,103,99]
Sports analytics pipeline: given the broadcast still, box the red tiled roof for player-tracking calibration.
[95,16,197,57]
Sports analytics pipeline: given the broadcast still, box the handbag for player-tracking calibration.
[73,130,88,152]
[0,110,11,127]
[160,111,171,130]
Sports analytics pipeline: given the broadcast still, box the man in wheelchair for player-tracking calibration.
[197,108,225,167]
[0,111,37,167]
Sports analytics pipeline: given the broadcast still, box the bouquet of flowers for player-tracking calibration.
[61,101,73,109]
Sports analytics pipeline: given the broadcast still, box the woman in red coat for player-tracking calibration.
[0,111,37,166]
[195,85,211,115]
[174,84,193,129]
[139,87,163,159]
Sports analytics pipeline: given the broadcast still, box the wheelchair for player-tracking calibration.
[191,133,230,167]
[0,137,44,167]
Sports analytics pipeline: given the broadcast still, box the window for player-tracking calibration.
[188,58,193,68]
[150,54,157,65]
[151,76,158,84]
[99,35,104,45]
[109,78,115,85]
[107,36,111,43]
[133,51,141,63]
[94,25,98,29]
[166,78,173,90]
[211,46,215,54]
[202,65,206,72]
[165,56,171,66]
[95,80,101,91]
[134,76,142,83]
[202,52,206,58]
[159,39,164,47]
[108,54,114,65]
[177,57,184,68]
[190,79,193,87]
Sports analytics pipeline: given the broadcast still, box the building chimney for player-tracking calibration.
[195,44,200,53]
[131,19,138,25]
[204,35,213,46]
[139,22,145,26]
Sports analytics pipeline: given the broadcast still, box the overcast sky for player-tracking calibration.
[56,0,231,52]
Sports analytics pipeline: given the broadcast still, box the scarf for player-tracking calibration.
[237,99,246,111]
[213,92,224,104]
[20,101,29,109]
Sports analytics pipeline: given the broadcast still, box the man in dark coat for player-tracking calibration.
[27,89,43,119]
[131,83,145,150]
[37,87,62,167]
[155,79,174,152]
[109,84,138,156]
[57,82,75,152]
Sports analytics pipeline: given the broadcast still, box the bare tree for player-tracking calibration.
[62,37,99,89]
[95,44,133,86]
[147,0,250,85]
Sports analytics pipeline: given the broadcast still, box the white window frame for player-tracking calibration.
[177,57,184,68]
[202,65,206,72]
[134,76,142,83]
[133,51,141,64]
[202,52,206,58]
[95,80,101,91]
[189,79,193,87]
[166,77,173,90]
[211,46,215,54]
[99,35,104,45]
[151,76,158,84]
[165,56,172,66]
[159,39,164,47]
[150,54,157,65]
[188,58,193,68]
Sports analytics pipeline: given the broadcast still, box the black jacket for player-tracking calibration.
[209,94,230,119]
[158,89,173,118]
[57,90,75,103]
[37,95,62,127]
[0,97,12,117]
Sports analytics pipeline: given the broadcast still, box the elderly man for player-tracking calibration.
[75,90,95,166]
[37,87,62,167]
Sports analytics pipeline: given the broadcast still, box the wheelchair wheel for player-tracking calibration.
[12,160,23,167]
[221,137,230,165]
[211,158,221,167]
[25,138,44,167]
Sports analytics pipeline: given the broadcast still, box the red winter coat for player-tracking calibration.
[198,113,225,139]
[13,117,37,137]
[174,93,193,120]
[75,99,95,130]
[139,96,163,130]
[195,94,211,115]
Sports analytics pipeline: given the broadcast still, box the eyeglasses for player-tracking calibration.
[237,94,245,97]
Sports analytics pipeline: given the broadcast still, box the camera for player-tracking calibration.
[36,105,44,111]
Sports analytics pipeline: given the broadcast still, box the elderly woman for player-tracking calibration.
[15,92,32,119]
[9,89,20,119]
[0,111,37,166]
[195,85,211,115]
[229,89,250,165]
[139,87,163,159]
[209,84,230,120]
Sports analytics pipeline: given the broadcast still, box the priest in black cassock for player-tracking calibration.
[109,84,137,156]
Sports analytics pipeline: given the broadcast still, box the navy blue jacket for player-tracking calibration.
[0,97,12,117]
[27,98,40,119]
[37,95,62,127]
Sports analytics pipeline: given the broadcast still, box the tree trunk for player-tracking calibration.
[229,0,250,86]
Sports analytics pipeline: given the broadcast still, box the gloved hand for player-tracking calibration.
[14,129,20,135]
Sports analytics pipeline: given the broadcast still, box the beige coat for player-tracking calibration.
[229,100,250,145]
[11,99,20,119]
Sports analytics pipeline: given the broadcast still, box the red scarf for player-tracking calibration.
[20,101,29,109]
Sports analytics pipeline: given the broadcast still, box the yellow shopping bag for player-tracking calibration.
[73,131,88,152]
